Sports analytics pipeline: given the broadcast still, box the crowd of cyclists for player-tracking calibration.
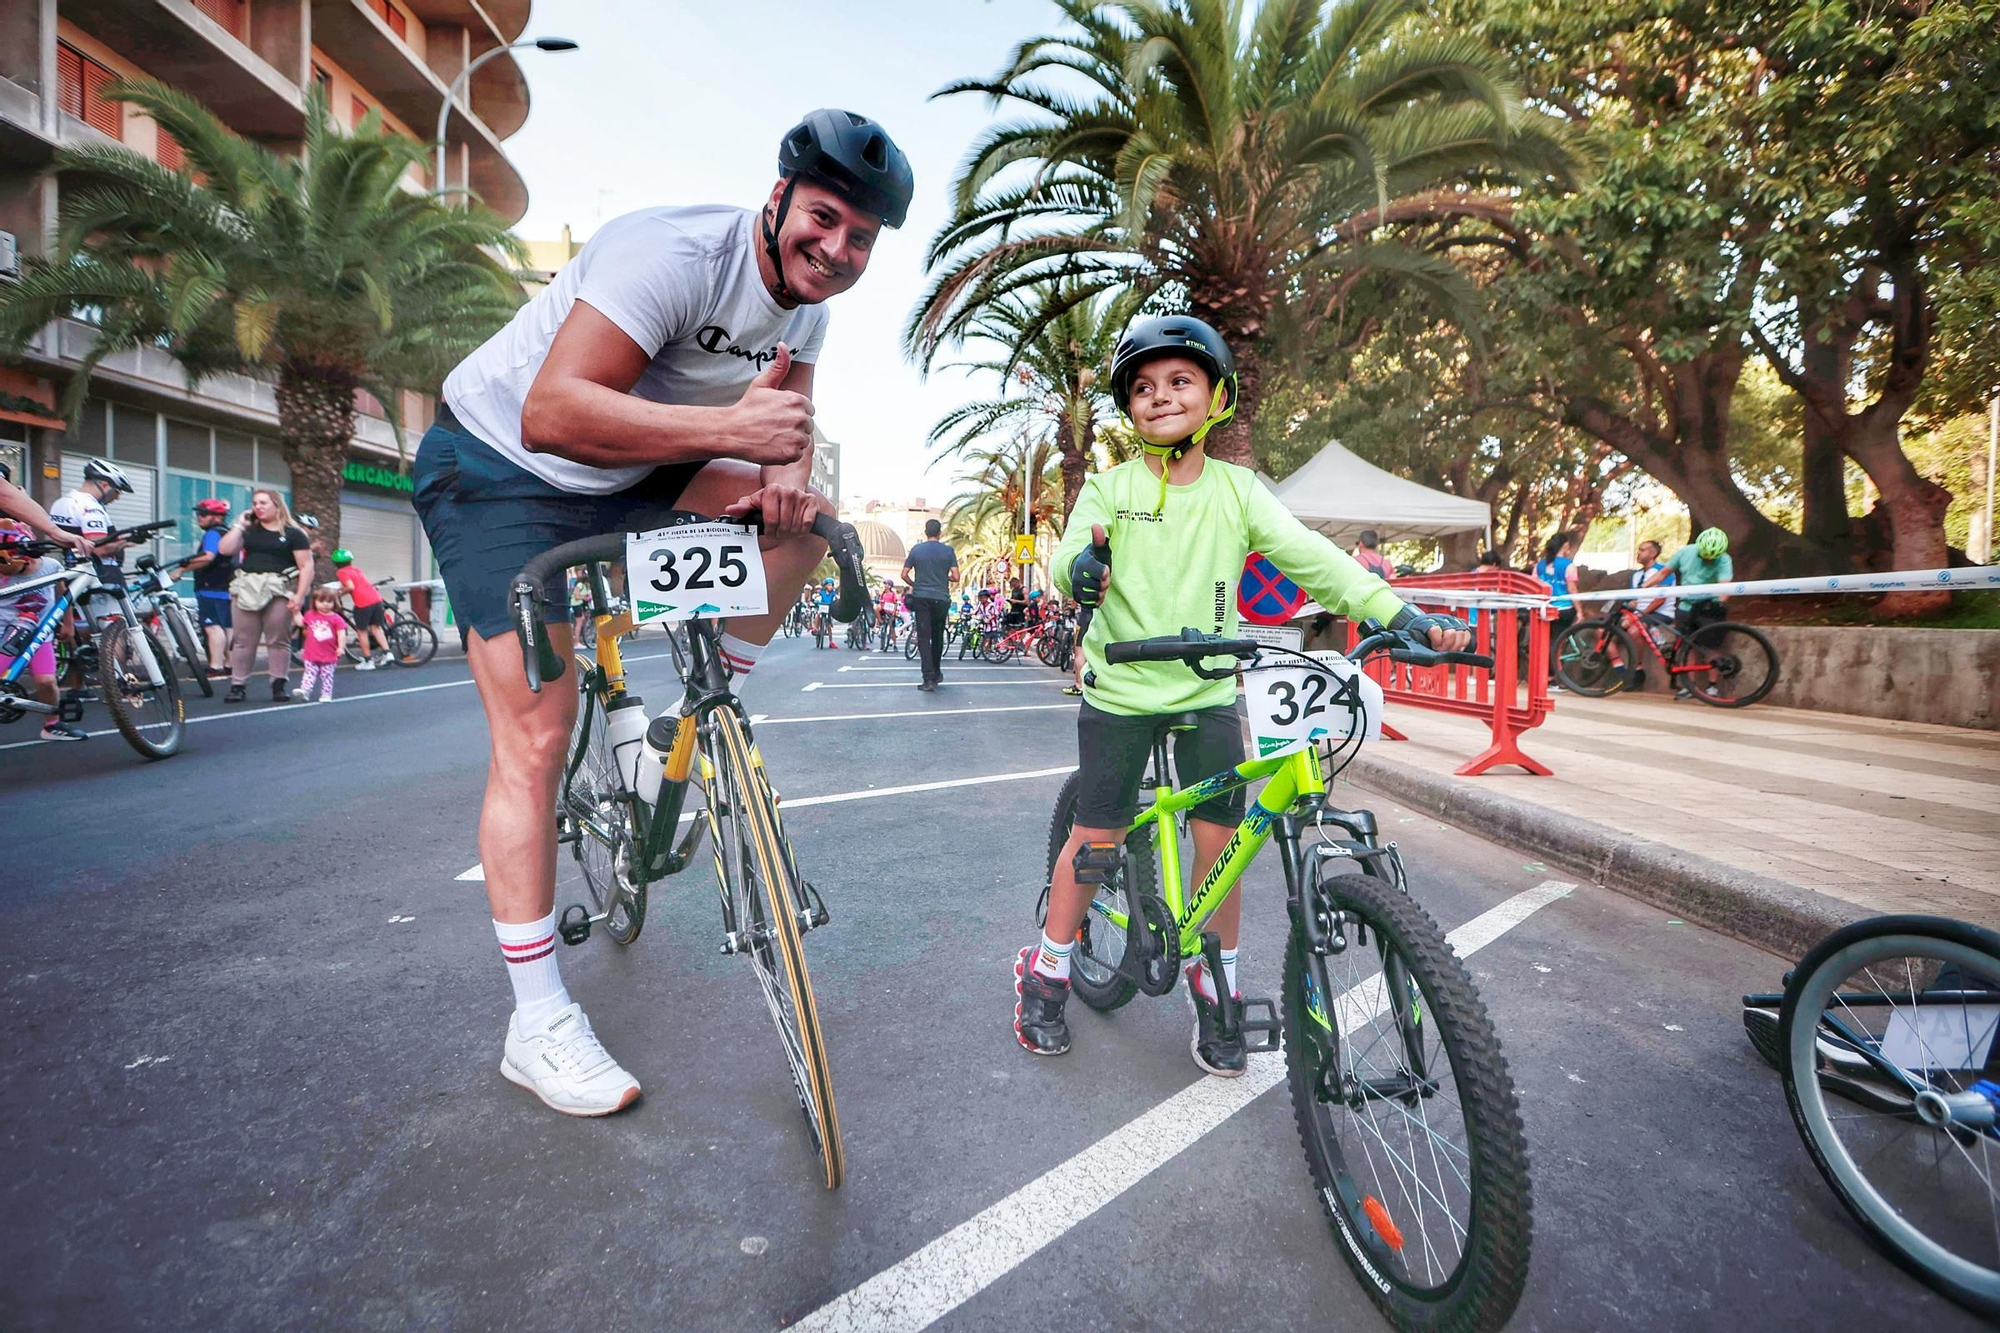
[784,573,1082,678]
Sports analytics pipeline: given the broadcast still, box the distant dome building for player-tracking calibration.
[853,520,907,582]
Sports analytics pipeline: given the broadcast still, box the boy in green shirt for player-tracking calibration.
[1015,315,1471,1073]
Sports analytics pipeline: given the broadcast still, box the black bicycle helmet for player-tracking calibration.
[1108,316,1236,411]
[778,109,914,228]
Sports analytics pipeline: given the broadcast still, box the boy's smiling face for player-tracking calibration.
[1127,354,1216,446]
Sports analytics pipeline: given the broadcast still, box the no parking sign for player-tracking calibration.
[1238,552,1306,625]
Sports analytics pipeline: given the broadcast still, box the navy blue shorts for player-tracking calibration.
[196,595,231,630]
[411,407,706,647]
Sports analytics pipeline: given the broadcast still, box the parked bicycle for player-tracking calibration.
[1743,915,2000,1318]
[515,510,873,1189]
[1,526,184,758]
[127,551,213,698]
[1039,625,1531,1332]
[1552,598,1778,706]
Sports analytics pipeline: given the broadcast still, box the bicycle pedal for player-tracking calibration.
[557,904,592,946]
[1071,841,1124,886]
[1238,996,1282,1054]
[57,693,85,723]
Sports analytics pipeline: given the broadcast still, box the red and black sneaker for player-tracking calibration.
[1186,963,1248,1078]
[1013,945,1072,1056]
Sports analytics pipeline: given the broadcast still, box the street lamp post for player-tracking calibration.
[434,37,578,199]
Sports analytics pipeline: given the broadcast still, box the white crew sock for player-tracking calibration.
[1032,930,1072,982]
[495,912,569,1031]
[718,632,765,679]
[1192,947,1240,1001]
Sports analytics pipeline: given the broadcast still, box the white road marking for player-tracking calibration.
[836,663,1048,673]
[756,702,1073,727]
[790,879,1576,1333]
[456,764,1078,883]
[0,652,683,752]
[802,678,1066,692]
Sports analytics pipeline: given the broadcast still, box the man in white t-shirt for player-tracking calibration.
[413,109,914,1118]
[49,459,135,598]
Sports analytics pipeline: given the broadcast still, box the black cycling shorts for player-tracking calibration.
[1073,700,1246,830]
[352,601,388,632]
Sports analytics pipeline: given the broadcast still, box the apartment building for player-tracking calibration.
[0,0,538,584]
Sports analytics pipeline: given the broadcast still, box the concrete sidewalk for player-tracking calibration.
[1340,690,2000,955]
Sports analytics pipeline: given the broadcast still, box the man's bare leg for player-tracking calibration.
[464,622,577,925]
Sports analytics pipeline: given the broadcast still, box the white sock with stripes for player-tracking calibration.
[1192,947,1240,1001]
[495,912,569,1031]
[1032,931,1072,981]
[718,632,765,678]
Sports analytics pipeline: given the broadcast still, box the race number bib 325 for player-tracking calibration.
[627,523,767,624]
[1244,651,1382,758]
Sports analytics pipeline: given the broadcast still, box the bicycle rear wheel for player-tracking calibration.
[390,617,438,667]
[1552,620,1634,696]
[702,706,843,1188]
[1043,771,1159,1013]
[159,603,212,698]
[1283,870,1531,1333]
[1677,621,1776,707]
[97,620,185,759]
[562,660,644,945]
[1779,915,2000,1318]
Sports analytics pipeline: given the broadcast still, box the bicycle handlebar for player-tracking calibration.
[511,510,868,693]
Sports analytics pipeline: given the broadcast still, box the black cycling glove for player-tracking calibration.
[1070,536,1112,609]
[1389,606,1469,644]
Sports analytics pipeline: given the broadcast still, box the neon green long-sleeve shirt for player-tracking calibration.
[1053,456,1407,717]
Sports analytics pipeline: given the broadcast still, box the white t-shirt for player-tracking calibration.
[442,205,830,495]
[49,489,110,539]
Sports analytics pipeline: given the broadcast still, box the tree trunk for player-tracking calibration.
[276,361,360,576]
[1207,339,1260,469]
[1796,326,1853,548]
[1060,401,1094,516]
[1846,413,1953,614]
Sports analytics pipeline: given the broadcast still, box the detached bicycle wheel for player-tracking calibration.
[1779,915,2000,1319]
[1043,771,1160,1013]
[1552,620,1633,696]
[702,706,843,1189]
[97,620,185,760]
[1677,621,1776,707]
[562,662,644,946]
[1283,870,1531,1333]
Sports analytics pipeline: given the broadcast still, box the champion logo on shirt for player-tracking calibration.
[694,325,780,371]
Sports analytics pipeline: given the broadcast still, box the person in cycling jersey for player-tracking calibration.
[0,521,87,741]
[183,498,236,674]
[1015,315,1470,1075]
[1645,527,1733,695]
[413,109,912,1118]
[814,577,837,646]
[49,459,135,582]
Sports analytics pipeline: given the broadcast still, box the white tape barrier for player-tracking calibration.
[1290,564,2000,620]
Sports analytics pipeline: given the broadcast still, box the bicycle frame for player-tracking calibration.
[1603,604,1720,680]
[0,565,84,715]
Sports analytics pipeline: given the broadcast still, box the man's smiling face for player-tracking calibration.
[762,178,879,303]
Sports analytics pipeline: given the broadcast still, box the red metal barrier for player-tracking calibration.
[1342,570,1555,776]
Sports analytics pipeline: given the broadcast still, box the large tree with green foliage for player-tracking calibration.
[0,80,523,560]
[1439,0,2000,606]
[911,0,1580,469]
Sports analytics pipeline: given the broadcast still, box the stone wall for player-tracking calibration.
[1752,626,1999,730]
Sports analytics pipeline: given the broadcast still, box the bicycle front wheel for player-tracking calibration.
[390,618,438,667]
[1552,620,1634,696]
[98,621,185,760]
[702,706,843,1188]
[562,662,644,946]
[1677,621,1776,707]
[1779,915,2000,1318]
[1283,870,1531,1333]
[160,603,212,698]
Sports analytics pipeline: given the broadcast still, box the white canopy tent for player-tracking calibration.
[1265,440,1490,545]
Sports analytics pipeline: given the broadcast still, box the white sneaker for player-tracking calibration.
[355,659,377,671]
[500,1003,642,1116]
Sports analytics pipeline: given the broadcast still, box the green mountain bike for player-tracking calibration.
[1043,626,1532,1333]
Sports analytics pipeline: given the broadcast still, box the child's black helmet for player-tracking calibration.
[1108,315,1236,411]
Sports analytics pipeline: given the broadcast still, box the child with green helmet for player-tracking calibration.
[1644,527,1735,694]
[1017,314,1471,1074]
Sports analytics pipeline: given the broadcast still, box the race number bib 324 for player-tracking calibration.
[627,523,767,624]
[1243,651,1382,758]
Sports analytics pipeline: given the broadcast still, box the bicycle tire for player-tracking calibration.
[160,602,212,698]
[1551,620,1634,696]
[388,618,438,667]
[1043,770,1161,1013]
[563,662,644,946]
[1282,870,1531,1333]
[1779,914,2000,1318]
[1677,621,1777,707]
[705,706,843,1188]
[904,630,919,660]
[97,620,185,760]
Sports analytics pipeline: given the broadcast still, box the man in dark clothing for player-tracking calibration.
[901,518,959,692]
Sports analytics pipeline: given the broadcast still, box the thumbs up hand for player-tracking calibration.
[725,342,813,466]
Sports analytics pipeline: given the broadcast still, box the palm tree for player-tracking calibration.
[911,0,1580,468]
[922,280,1139,515]
[0,79,524,559]
[941,433,1065,586]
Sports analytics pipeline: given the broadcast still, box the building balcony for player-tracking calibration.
[61,0,305,141]
[0,76,57,171]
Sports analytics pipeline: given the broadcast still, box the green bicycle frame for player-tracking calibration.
[1103,740,1327,958]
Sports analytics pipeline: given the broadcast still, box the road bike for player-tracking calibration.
[782,599,811,638]
[1040,626,1531,1333]
[1552,599,1778,706]
[1,527,185,758]
[127,552,213,698]
[1743,915,2000,1318]
[513,510,872,1190]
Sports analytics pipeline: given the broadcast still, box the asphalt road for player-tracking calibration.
[0,633,1983,1332]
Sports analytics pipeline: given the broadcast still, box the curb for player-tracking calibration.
[1344,753,1866,960]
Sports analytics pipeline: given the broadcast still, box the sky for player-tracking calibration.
[500,0,1070,508]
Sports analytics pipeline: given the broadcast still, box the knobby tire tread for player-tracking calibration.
[98,621,184,760]
[1044,770,1154,1013]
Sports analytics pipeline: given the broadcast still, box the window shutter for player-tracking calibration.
[385,4,407,38]
[157,127,184,171]
[56,43,83,120]
[81,57,122,139]
[351,95,368,128]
